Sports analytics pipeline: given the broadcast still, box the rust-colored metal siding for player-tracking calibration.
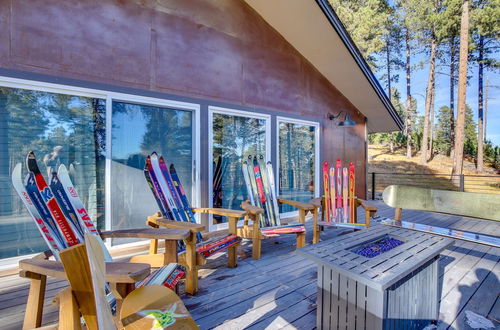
[0,0,368,198]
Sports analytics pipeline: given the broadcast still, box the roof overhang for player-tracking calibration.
[244,0,404,133]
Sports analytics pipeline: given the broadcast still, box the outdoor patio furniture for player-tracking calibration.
[310,196,378,244]
[297,225,453,330]
[51,233,197,329]
[240,197,313,260]
[19,227,190,329]
[147,208,246,294]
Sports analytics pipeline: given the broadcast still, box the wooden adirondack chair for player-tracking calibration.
[240,198,314,260]
[147,207,246,295]
[310,196,378,244]
[52,234,198,330]
[19,227,192,329]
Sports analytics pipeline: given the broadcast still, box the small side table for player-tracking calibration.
[297,225,453,330]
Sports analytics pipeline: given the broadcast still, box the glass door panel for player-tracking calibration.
[111,101,193,245]
[211,110,268,228]
[278,120,318,214]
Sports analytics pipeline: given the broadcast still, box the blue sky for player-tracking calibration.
[385,51,500,146]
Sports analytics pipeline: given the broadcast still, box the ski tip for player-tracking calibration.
[150,151,158,158]
[12,163,22,184]
[169,163,176,172]
[26,151,39,172]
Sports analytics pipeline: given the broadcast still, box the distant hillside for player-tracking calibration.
[368,144,499,176]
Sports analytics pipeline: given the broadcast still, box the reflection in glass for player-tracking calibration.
[111,102,192,244]
[212,113,266,223]
[279,122,316,213]
[0,87,105,258]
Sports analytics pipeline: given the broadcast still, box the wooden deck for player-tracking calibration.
[0,201,498,329]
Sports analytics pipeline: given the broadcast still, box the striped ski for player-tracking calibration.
[266,161,281,226]
[335,159,342,221]
[11,163,63,257]
[252,156,270,227]
[342,167,348,222]
[322,161,330,222]
[258,157,277,226]
[329,167,337,220]
[169,164,202,242]
[159,156,189,223]
[150,152,182,221]
[49,171,85,241]
[144,163,169,217]
[146,155,174,220]
[348,162,355,223]
[242,161,255,205]
[26,152,79,246]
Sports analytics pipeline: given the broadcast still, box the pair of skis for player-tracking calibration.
[322,159,355,223]
[242,155,280,227]
[12,152,103,260]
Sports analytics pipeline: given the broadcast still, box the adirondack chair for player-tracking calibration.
[239,156,312,260]
[19,228,191,329]
[144,154,245,294]
[310,160,377,244]
[52,234,198,330]
[310,197,377,244]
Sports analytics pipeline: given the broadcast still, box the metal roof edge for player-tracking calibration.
[315,0,404,131]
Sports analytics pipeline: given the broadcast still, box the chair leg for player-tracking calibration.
[57,288,81,330]
[296,232,306,249]
[312,208,320,244]
[184,233,198,295]
[252,237,262,260]
[228,245,237,268]
[23,273,46,329]
[395,208,402,221]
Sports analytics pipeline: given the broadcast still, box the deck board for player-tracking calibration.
[0,201,499,329]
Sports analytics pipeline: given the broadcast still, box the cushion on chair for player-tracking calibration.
[260,224,306,236]
[196,234,241,257]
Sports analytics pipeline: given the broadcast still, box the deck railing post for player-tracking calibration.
[460,174,465,192]
[371,172,375,200]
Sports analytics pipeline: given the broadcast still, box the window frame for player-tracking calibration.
[208,106,271,232]
[0,76,201,254]
[276,116,321,219]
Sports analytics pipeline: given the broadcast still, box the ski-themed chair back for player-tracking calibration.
[311,159,377,244]
[144,152,245,294]
[240,155,314,260]
[58,234,197,330]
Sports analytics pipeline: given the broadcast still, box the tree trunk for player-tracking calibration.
[452,0,469,177]
[421,37,437,164]
[450,39,456,158]
[430,83,435,159]
[387,39,391,99]
[477,35,484,172]
[485,77,489,142]
[405,31,412,159]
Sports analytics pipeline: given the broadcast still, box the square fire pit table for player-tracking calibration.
[297,225,453,330]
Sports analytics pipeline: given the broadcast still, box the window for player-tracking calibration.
[110,100,196,245]
[0,86,105,259]
[209,107,270,231]
[277,118,319,216]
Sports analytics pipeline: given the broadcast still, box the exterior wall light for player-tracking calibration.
[328,110,356,127]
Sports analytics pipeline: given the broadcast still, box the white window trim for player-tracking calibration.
[276,116,320,219]
[0,75,201,254]
[208,106,271,232]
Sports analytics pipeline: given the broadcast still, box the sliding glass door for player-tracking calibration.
[277,117,319,216]
[209,107,270,231]
[110,100,198,245]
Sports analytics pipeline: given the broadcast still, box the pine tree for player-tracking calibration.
[452,0,470,177]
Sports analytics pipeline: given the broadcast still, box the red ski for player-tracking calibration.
[26,152,79,246]
[322,161,330,222]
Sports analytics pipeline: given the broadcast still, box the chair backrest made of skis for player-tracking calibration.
[242,155,281,228]
[144,152,203,243]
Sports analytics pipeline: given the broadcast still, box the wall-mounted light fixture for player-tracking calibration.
[328,110,356,127]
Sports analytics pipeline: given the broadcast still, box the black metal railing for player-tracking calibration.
[368,172,500,199]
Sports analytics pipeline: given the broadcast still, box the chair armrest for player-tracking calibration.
[192,208,246,218]
[147,217,206,233]
[278,197,314,211]
[100,228,191,240]
[19,259,150,283]
[310,197,323,208]
[355,198,378,211]
[240,200,264,216]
